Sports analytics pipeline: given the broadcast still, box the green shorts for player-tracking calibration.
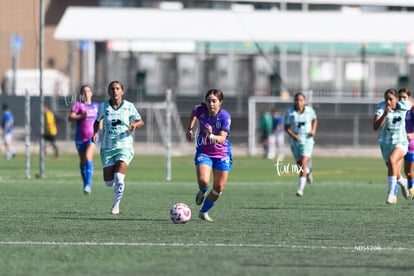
[290,142,314,161]
[100,147,134,168]
[380,143,408,162]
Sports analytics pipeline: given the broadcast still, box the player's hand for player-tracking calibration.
[205,125,213,134]
[385,104,392,113]
[129,124,137,131]
[186,129,193,141]
[92,133,98,143]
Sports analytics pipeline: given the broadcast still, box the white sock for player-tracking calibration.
[113,172,125,205]
[388,176,397,195]
[298,177,306,191]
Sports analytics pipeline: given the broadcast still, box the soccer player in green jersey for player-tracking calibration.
[374,88,410,204]
[284,92,318,197]
[93,81,144,214]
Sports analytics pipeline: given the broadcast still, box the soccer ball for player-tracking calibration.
[169,203,191,224]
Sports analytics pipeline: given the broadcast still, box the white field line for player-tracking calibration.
[0,241,413,252]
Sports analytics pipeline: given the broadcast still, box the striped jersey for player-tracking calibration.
[96,100,142,150]
[375,100,411,145]
[284,105,317,145]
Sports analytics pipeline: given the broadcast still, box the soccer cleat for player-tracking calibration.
[296,189,303,197]
[386,193,397,204]
[199,212,214,222]
[398,179,409,200]
[83,185,91,194]
[409,188,414,200]
[195,190,207,205]
[110,201,120,215]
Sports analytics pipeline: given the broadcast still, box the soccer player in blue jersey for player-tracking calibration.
[2,103,15,160]
[284,92,318,197]
[186,89,232,222]
[68,85,100,194]
[398,88,413,199]
[92,81,144,214]
[374,88,411,204]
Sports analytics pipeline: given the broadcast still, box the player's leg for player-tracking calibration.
[4,133,14,160]
[194,153,212,205]
[267,134,276,159]
[404,152,414,198]
[199,156,232,222]
[296,155,308,197]
[83,141,96,194]
[109,148,134,214]
[110,160,128,215]
[396,157,409,199]
[76,141,87,191]
[386,146,406,204]
[276,133,285,160]
[51,136,59,158]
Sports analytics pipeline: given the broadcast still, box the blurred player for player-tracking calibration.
[44,105,59,158]
[186,89,232,222]
[93,81,144,214]
[2,103,15,160]
[374,88,410,204]
[284,92,318,197]
[268,109,285,160]
[398,88,413,198]
[68,84,100,194]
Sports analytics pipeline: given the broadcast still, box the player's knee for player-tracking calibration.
[104,180,114,187]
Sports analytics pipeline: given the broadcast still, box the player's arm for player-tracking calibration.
[129,119,144,131]
[373,109,389,130]
[92,119,101,142]
[407,131,414,140]
[68,111,86,122]
[284,124,299,142]
[309,118,318,137]
[186,110,197,142]
[208,130,228,144]
[373,103,391,130]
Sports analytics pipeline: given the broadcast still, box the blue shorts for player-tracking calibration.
[75,138,98,153]
[194,152,232,171]
[405,151,414,162]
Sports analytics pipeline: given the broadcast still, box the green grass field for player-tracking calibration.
[1,153,414,275]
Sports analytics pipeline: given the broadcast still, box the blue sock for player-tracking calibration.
[409,179,414,189]
[200,186,208,193]
[85,161,93,187]
[200,197,216,213]
[80,164,86,186]
[393,182,399,196]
